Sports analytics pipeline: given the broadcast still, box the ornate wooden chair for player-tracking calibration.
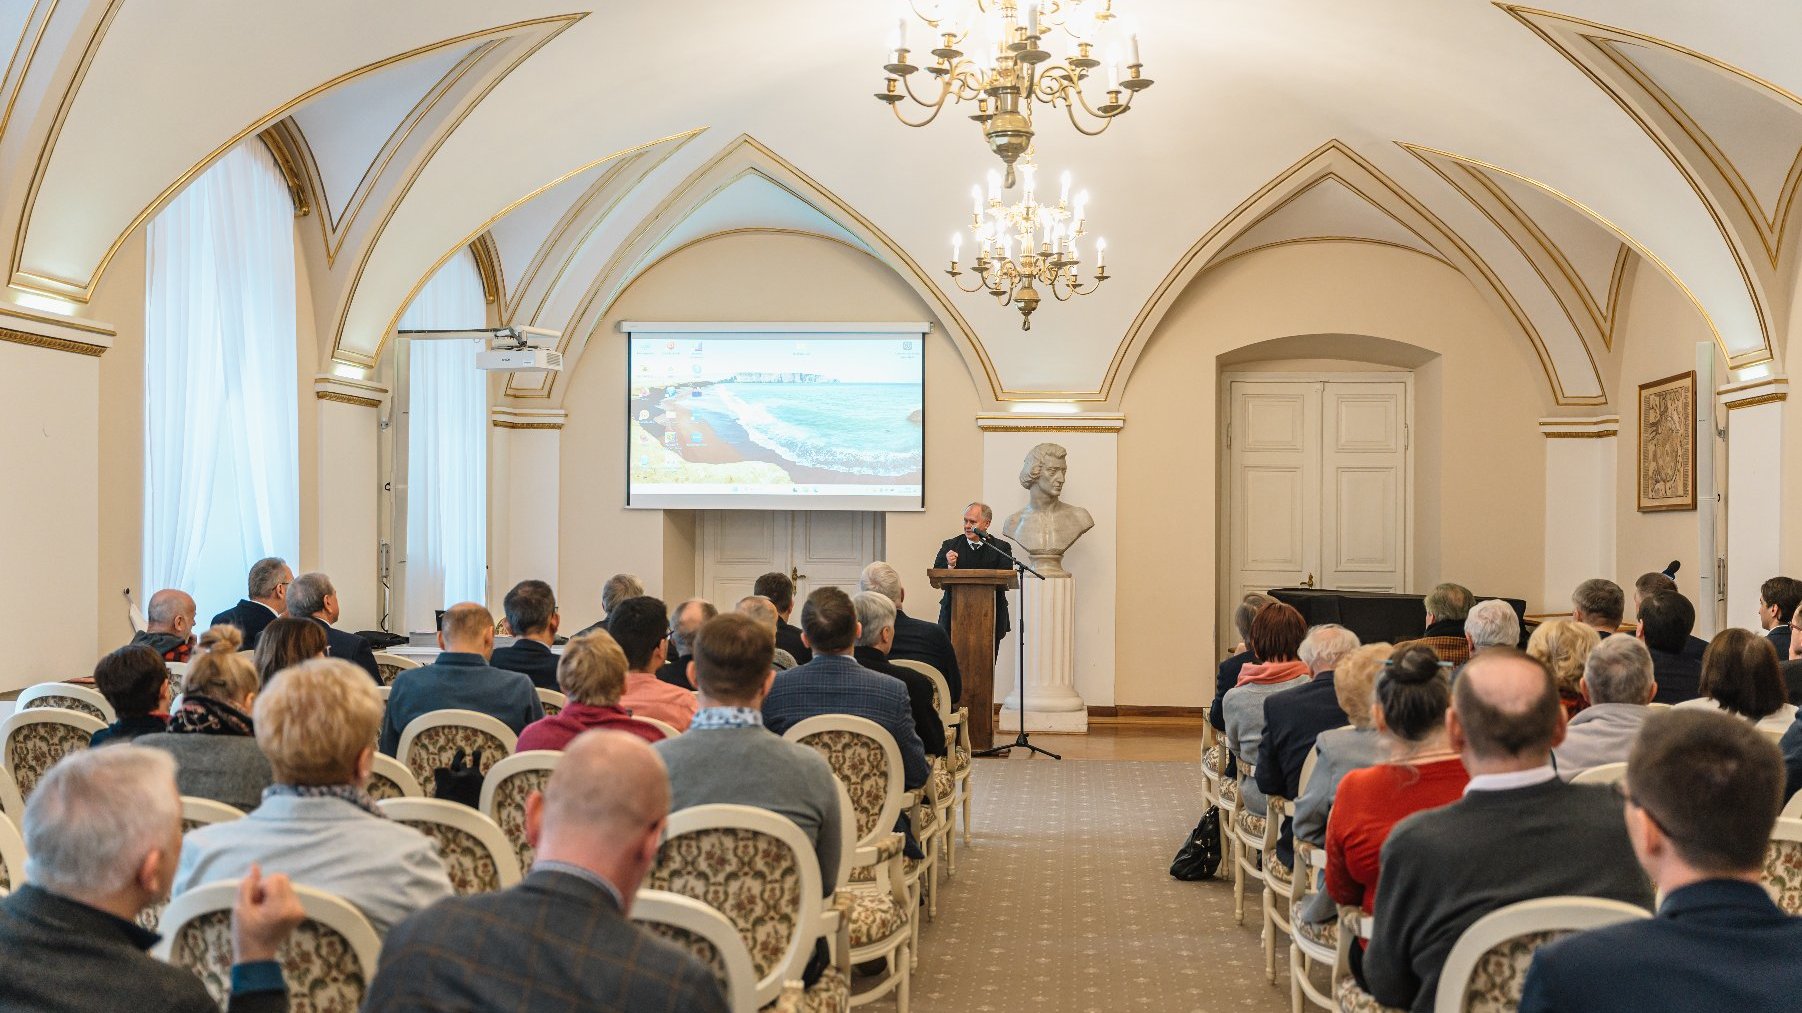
[1,707,105,802]
[535,688,567,717]
[0,812,25,896]
[634,889,807,1013]
[1762,816,1802,915]
[478,749,562,873]
[377,797,521,894]
[371,652,420,686]
[395,709,517,799]
[1432,897,1648,1012]
[18,682,115,723]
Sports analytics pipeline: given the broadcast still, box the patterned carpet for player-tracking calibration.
[883,757,1294,1013]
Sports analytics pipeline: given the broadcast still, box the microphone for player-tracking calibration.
[1662,560,1680,579]
[967,529,988,543]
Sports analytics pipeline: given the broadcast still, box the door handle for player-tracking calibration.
[790,566,807,583]
[1301,573,1316,588]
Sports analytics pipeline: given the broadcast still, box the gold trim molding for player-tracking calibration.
[0,325,104,356]
[316,390,381,408]
[256,126,312,218]
[1718,375,1788,411]
[469,233,504,307]
[976,413,1125,433]
[1539,414,1619,439]
[1724,392,1785,411]
[1543,430,1618,439]
[492,420,563,430]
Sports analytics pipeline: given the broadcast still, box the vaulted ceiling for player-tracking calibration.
[5,0,1802,411]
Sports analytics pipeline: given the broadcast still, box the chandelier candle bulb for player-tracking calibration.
[1096,237,1106,270]
[1107,56,1120,91]
[1130,33,1140,65]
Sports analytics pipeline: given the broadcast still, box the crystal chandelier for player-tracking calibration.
[947,159,1108,329]
[876,0,1153,186]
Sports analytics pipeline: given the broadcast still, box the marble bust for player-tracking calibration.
[1002,443,1094,572]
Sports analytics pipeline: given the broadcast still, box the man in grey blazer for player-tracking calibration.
[364,731,729,1013]
[1553,634,1656,779]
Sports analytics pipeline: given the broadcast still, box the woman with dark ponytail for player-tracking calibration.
[1324,644,1470,926]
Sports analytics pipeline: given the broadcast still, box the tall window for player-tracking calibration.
[399,255,488,632]
[143,140,298,619]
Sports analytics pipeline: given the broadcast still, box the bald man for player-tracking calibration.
[378,602,542,756]
[364,732,728,1012]
[131,588,197,663]
[1361,649,1653,1011]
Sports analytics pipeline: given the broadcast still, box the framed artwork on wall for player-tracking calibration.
[1637,370,1696,512]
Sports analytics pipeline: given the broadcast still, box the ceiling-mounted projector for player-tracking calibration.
[397,324,563,373]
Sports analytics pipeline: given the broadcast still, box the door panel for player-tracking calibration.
[1321,382,1407,593]
[699,511,881,605]
[1231,383,1320,622]
[790,512,879,600]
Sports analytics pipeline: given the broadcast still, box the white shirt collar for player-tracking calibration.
[255,600,280,617]
[1463,764,1557,796]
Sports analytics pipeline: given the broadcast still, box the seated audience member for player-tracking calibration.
[516,630,663,751]
[1257,623,1361,864]
[490,579,562,690]
[1759,575,1802,660]
[1395,583,1476,665]
[655,598,717,689]
[735,595,799,670]
[1635,571,1707,659]
[851,590,947,757]
[379,602,544,755]
[574,572,644,637]
[658,613,842,891]
[0,746,303,1013]
[210,556,292,649]
[1360,649,1653,1011]
[1210,593,1275,733]
[1222,601,1310,818]
[1521,710,1802,1012]
[1528,619,1600,719]
[89,645,173,747]
[363,732,728,1013]
[197,623,242,655]
[1463,598,1521,656]
[137,630,274,810]
[252,616,327,688]
[1637,590,1704,704]
[178,659,454,936]
[1676,627,1797,733]
[764,586,930,789]
[754,570,812,665]
[131,588,197,663]
[861,561,963,702]
[1552,634,1656,780]
[285,572,379,682]
[1326,645,1467,926]
[608,595,701,731]
[1293,641,1389,923]
[1570,577,1625,639]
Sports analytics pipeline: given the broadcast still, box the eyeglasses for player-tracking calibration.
[1613,781,1680,840]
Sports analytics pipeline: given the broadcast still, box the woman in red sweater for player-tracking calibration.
[1325,644,1469,920]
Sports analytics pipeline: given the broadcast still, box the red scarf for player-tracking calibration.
[1236,659,1310,687]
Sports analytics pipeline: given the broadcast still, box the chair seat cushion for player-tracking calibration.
[1218,777,1240,809]
[848,855,920,884]
[929,764,954,805]
[1202,744,1226,777]
[839,888,907,948]
[1291,898,1338,949]
[1233,807,1266,839]
[1336,972,1405,1013]
[1267,855,1292,886]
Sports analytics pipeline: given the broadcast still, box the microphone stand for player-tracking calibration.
[972,534,1060,760]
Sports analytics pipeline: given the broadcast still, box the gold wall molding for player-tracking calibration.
[9,13,581,303]
[1543,430,1617,439]
[312,372,388,407]
[469,232,504,307]
[1539,414,1619,438]
[491,419,562,430]
[975,412,1126,433]
[256,125,312,217]
[1502,6,1778,370]
[1717,375,1787,412]
[1724,391,1785,411]
[0,0,57,149]
[490,406,566,430]
[316,390,381,408]
[0,325,103,355]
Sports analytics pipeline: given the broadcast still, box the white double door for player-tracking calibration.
[698,511,883,606]
[1226,376,1411,633]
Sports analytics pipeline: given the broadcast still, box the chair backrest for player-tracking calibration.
[1297,736,1331,798]
[18,682,115,723]
[478,750,561,873]
[633,889,760,1013]
[0,765,22,825]
[396,709,517,797]
[783,714,905,847]
[1433,896,1649,1012]
[891,658,952,721]
[0,810,25,895]
[154,879,382,1011]
[371,652,420,686]
[536,688,568,717]
[1645,701,1673,711]
[365,751,425,801]
[1568,762,1628,786]
[377,797,521,894]
[646,802,822,1010]
[1759,725,1786,745]
[1,708,105,800]
[1781,789,1802,821]
[1763,816,1802,914]
[638,715,682,738]
[180,796,244,832]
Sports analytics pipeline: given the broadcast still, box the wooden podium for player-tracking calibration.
[927,567,1017,751]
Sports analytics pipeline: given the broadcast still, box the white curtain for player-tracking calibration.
[143,140,299,620]
[400,254,488,632]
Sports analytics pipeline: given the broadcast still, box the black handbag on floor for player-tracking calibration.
[1168,806,1223,880]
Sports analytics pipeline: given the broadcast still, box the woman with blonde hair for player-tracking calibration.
[137,625,273,810]
[1527,619,1601,719]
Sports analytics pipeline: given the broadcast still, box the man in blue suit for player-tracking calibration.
[1521,709,1802,1012]
[210,556,290,649]
[286,571,380,683]
[762,586,929,790]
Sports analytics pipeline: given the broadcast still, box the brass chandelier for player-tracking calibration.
[876,0,1153,186]
[948,159,1108,330]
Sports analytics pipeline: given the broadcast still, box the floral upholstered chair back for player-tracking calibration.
[395,709,517,800]
[644,803,823,1006]
[154,880,382,1013]
[632,888,780,1012]
[782,715,904,848]
[364,752,424,802]
[371,652,419,687]
[2,708,105,801]
[377,797,521,895]
[1431,897,1649,1013]
[1763,817,1802,915]
[18,683,115,723]
[536,688,567,717]
[0,815,24,896]
[478,751,560,873]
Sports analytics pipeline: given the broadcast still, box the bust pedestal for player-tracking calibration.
[998,553,1088,733]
